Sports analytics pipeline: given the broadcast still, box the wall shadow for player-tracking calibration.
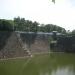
[0,31,12,50]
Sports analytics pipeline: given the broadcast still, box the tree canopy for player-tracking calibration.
[0,16,66,33]
[52,0,55,4]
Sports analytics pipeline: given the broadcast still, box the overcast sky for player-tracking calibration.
[0,0,75,31]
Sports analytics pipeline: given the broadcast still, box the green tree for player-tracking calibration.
[39,24,45,32]
[0,19,13,31]
[30,21,39,32]
[52,0,55,4]
[14,16,21,31]
[14,17,26,31]
[72,30,75,35]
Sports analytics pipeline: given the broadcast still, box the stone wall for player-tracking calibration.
[0,32,50,59]
[0,32,29,59]
[20,33,50,54]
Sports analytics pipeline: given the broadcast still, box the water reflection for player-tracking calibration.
[40,67,75,75]
[51,67,75,75]
[23,53,75,75]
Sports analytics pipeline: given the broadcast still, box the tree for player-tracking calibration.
[0,19,13,31]
[0,16,66,33]
[31,21,39,32]
[14,17,26,31]
[39,24,45,32]
[14,17,21,31]
[45,24,51,32]
[72,30,75,35]
[52,0,55,4]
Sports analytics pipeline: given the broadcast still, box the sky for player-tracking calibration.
[0,0,75,31]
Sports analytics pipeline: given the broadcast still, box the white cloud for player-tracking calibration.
[0,0,75,31]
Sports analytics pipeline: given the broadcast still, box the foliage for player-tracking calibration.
[56,35,75,52]
[72,30,75,35]
[0,16,66,33]
[14,17,39,32]
[0,19,13,31]
[38,24,66,33]
[52,0,55,4]
[48,36,53,44]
